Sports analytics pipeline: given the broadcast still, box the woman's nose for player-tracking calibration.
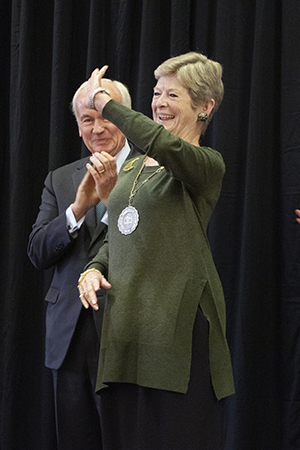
[156,94,167,106]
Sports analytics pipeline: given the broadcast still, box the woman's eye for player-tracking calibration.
[153,91,160,97]
[170,93,178,98]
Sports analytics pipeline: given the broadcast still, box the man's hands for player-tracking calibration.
[87,151,117,205]
[71,151,117,222]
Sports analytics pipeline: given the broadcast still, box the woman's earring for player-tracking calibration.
[198,112,208,122]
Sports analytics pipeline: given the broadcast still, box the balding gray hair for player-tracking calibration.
[71,78,132,120]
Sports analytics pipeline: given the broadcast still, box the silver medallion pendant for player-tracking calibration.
[118,206,139,235]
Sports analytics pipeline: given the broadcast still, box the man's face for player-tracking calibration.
[76,79,126,156]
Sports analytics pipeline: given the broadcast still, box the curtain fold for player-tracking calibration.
[280,2,300,448]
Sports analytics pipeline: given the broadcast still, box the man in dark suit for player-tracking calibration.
[28,77,139,450]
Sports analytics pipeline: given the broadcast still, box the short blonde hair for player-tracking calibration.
[154,52,224,131]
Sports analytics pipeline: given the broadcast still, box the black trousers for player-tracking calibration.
[98,307,225,450]
[52,307,102,450]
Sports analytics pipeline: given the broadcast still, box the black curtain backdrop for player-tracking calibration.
[1,0,300,449]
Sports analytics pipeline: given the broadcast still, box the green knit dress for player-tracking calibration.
[86,100,235,401]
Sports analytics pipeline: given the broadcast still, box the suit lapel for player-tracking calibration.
[72,157,89,191]
[89,221,107,249]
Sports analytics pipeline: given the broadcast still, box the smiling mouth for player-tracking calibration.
[158,114,175,121]
[92,139,109,143]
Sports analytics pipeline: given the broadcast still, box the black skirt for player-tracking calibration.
[98,307,225,450]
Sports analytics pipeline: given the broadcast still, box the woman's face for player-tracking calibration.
[151,76,201,142]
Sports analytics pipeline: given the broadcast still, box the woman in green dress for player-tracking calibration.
[78,52,234,450]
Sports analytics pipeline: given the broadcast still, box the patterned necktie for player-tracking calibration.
[96,201,106,223]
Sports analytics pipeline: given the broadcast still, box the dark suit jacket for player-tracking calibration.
[28,145,140,370]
